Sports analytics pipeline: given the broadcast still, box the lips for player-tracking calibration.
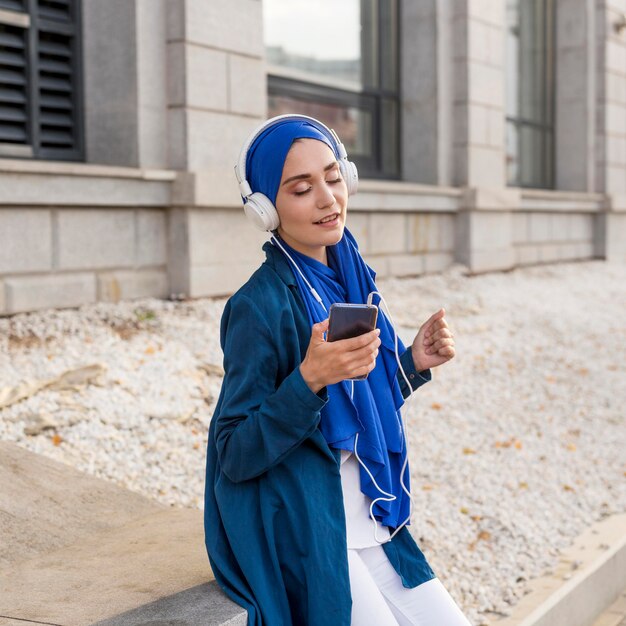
[314,212,340,225]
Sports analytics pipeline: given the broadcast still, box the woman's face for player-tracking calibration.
[274,138,348,265]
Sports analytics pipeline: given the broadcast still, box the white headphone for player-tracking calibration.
[234,114,359,231]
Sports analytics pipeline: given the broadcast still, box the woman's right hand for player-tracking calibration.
[299,319,381,393]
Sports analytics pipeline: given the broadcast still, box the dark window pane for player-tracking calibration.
[505,0,554,188]
[268,93,373,158]
[264,0,368,90]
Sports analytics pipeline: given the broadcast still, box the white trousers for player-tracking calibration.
[347,545,473,626]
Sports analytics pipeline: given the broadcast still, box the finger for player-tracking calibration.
[424,328,453,344]
[311,319,329,342]
[423,308,446,336]
[426,338,454,353]
[341,329,380,351]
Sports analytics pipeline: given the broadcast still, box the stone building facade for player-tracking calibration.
[0,0,624,315]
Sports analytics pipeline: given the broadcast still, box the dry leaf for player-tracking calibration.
[145,346,156,355]
[563,484,575,492]
[52,434,63,446]
[478,530,491,541]
[431,402,442,410]
[514,440,522,450]
[566,443,577,451]
[463,447,477,455]
[460,507,469,514]
[519,482,528,489]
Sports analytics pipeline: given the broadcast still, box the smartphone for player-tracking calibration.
[327,303,379,381]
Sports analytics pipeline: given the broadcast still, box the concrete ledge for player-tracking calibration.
[490,513,626,626]
[91,581,247,626]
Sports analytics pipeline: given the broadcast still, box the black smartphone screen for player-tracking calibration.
[327,303,378,342]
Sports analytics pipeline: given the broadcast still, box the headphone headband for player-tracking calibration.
[234,114,349,199]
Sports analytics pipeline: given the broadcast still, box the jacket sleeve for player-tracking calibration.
[214,294,329,483]
[396,346,432,399]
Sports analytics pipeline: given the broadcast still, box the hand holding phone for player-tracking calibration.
[300,305,381,392]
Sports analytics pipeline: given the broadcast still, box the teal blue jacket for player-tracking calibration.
[204,241,436,626]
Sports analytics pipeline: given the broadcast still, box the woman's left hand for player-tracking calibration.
[410,307,455,371]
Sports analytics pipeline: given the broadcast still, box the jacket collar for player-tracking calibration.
[262,239,297,287]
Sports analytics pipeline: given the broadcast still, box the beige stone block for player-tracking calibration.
[529,212,552,243]
[0,280,5,315]
[575,241,594,257]
[97,270,169,302]
[469,247,515,272]
[0,209,52,273]
[424,252,453,273]
[517,244,540,265]
[186,109,260,171]
[5,273,96,313]
[512,212,528,244]
[389,254,425,277]
[229,54,266,117]
[551,214,571,242]
[410,214,436,253]
[188,208,267,266]
[57,209,135,270]
[189,261,261,297]
[438,214,456,251]
[187,45,228,110]
[185,0,263,57]
[363,255,389,279]
[345,212,369,254]
[607,166,626,194]
[469,63,505,108]
[369,214,407,254]
[570,213,593,240]
[467,146,506,187]
[539,244,561,262]
[472,212,513,249]
[137,210,167,267]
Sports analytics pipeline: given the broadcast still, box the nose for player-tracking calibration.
[316,181,335,209]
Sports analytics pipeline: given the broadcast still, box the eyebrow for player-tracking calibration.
[281,161,339,186]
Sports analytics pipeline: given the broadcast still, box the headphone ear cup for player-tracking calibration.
[243,192,280,231]
[339,160,359,196]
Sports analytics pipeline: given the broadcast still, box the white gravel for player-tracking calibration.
[1,258,625,625]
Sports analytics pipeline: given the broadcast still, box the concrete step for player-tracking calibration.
[590,586,626,626]
[0,440,164,568]
[0,442,246,626]
[489,512,626,626]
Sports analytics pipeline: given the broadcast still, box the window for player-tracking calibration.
[0,0,83,160]
[264,0,400,179]
[505,0,555,189]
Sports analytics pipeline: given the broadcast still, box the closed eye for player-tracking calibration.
[294,177,342,196]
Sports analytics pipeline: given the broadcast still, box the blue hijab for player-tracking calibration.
[246,120,411,529]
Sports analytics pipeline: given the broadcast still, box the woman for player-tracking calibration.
[204,115,471,625]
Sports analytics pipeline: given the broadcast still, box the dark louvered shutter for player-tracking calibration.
[0,1,26,11]
[0,0,82,159]
[36,0,81,158]
[0,23,28,145]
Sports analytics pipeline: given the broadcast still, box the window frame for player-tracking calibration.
[265,0,402,180]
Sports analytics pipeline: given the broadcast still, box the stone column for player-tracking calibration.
[594,0,626,262]
[451,0,517,273]
[165,0,268,297]
[401,0,454,186]
[555,0,597,191]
